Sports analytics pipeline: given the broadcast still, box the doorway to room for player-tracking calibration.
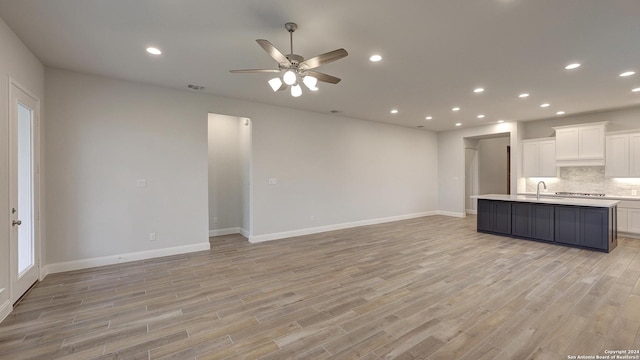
[464,133,511,215]
[207,113,251,239]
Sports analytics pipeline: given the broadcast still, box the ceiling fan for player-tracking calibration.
[230,22,348,97]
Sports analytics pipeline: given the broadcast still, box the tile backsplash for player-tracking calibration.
[525,167,640,196]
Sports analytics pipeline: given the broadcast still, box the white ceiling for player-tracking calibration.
[1,0,639,132]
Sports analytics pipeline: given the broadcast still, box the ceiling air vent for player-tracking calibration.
[187,84,205,90]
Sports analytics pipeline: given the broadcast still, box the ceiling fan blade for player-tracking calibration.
[256,39,291,66]
[304,71,341,84]
[299,49,348,70]
[229,69,281,73]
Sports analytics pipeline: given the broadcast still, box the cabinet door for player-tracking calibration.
[630,134,640,177]
[605,135,629,177]
[580,126,605,159]
[512,203,532,237]
[532,204,554,242]
[555,206,580,245]
[580,208,608,250]
[477,200,494,232]
[618,207,628,232]
[628,209,640,234]
[494,202,512,235]
[538,141,557,177]
[522,142,539,178]
[556,128,580,160]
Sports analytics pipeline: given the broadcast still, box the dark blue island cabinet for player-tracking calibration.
[477,200,511,235]
[477,199,617,253]
[511,203,555,242]
[554,205,614,250]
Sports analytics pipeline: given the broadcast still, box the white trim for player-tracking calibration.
[42,242,211,275]
[209,228,240,237]
[437,210,466,218]
[466,209,478,215]
[619,232,640,240]
[0,299,11,324]
[239,228,250,238]
[249,211,438,243]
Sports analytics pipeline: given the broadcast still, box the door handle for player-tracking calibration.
[12,220,22,226]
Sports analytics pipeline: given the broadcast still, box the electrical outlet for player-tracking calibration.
[149,232,156,241]
[268,178,277,185]
[136,179,147,188]
[213,217,218,224]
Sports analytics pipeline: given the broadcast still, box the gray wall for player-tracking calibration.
[45,69,210,264]
[478,137,510,195]
[438,123,521,216]
[44,67,439,265]
[523,106,640,139]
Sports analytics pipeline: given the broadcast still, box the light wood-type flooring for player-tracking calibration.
[2,215,640,359]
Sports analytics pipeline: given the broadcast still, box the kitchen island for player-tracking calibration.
[472,194,619,252]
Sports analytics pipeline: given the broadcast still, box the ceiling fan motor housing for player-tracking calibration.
[285,54,304,67]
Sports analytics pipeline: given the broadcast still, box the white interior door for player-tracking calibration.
[9,81,40,303]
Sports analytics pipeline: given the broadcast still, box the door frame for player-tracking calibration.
[8,77,42,304]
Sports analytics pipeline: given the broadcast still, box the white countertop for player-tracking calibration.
[517,192,640,201]
[472,194,620,208]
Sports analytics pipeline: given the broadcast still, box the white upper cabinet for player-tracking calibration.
[522,138,556,177]
[605,134,630,177]
[555,127,580,160]
[606,131,640,177]
[631,133,640,177]
[553,122,607,166]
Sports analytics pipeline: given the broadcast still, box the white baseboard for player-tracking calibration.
[43,242,211,275]
[619,232,640,240]
[437,210,466,218]
[209,227,241,237]
[0,298,11,324]
[466,209,478,215]
[249,211,438,243]
[239,228,250,238]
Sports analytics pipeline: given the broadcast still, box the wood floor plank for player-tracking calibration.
[0,216,639,359]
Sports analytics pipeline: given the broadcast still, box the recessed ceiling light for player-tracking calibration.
[633,87,640,92]
[620,71,636,77]
[540,103,550,108]
[556,111,565,115]
[455,123,462,127]
[565,63,581,70]
[369,54,382,62]
[477,114,485,119]
[146,47,162,55]
[425,116,433,120]
[497,120,505,123]
[519,93,530,98]
[474,87,485,93]
[390,109,398,114]
[452,107,461,112]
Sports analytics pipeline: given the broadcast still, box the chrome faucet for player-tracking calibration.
[536,181,547,200]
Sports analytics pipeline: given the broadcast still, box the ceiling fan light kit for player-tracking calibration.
[230,22,348,97]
